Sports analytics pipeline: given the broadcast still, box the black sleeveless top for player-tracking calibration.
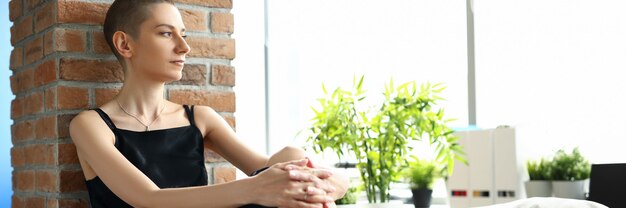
[85,105,208,208]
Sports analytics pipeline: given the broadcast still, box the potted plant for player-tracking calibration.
[550,147,591,199]
[524,158,553,197]
[402,157,446,208]
[307,76,465,205]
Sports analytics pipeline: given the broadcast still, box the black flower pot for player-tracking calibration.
[411,188,433,208]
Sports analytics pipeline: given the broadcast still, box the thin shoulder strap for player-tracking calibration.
[183,105,196,126]
[93,108,117,130]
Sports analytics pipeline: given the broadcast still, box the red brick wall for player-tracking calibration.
[8,0,237,207]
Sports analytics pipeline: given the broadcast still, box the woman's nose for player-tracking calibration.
[176,36,191,55]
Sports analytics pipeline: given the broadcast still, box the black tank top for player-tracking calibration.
[85,105,208,208]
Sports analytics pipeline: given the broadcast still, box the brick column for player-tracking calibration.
[8,0,237,207]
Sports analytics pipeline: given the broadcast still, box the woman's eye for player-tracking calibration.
[161,32,172,37]
[181,35,188,39]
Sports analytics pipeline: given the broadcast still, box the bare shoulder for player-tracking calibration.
[69,110,114,145]
[69,110,100,134]
[192,105,221,127]
[191,105,231,135]
[193,105,219,117]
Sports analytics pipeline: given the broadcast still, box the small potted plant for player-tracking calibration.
[307,76,465,206]
[550,147,591,199]
[524,158,553,197]
[402,157,446,208]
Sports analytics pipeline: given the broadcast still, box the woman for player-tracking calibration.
[69,0,348,207]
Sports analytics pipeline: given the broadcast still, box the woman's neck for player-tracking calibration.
[115,74,166,117]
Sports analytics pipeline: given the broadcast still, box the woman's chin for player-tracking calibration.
[159,72,183,83]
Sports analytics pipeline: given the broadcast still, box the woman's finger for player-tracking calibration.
[286,200,323,208]
[273,158,308,169]
[287,169,333,181]
[296,186,334,204]
[305,186,325,195]
[288,171,337,194]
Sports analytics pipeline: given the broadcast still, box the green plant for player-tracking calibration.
[550,147,591,181]
[526,158,552,180]
[335,185,361,205]
[402,157,446,190]
[307,75,465,203]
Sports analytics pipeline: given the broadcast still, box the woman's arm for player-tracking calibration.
[193,106,269,175]
[70,111,329,208]
[193,106,349,200]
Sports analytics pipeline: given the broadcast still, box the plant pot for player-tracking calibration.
[524,180,552,197]
[411,188,433,208]
[552,180,586,199]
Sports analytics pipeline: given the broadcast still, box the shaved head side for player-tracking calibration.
[103,0,175,63]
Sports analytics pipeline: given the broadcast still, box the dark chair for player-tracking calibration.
[587,163,626,207]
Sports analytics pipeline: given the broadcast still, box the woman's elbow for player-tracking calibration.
[124,190,159,208]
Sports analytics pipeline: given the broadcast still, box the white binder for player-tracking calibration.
[448,131,470,208]
[493,127,521,203]
[447,127,521,207]
[467,130,495,207]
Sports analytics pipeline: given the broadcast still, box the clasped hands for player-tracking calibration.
[253,158,338,208]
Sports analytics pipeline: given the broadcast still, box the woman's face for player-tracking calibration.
[128,3,190,82]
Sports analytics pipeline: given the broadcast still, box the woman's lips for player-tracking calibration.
[170,60,185,66]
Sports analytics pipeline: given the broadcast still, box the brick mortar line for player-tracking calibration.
[12,164,82,171]
[85,30,94,53]
[11,116,51,127]
[88,88,95,108]
[207,162,234,168]
[54,23,103,31]
[11,79,123,100]
[12,191,90,200]
[205,62,211,86]
[174,3,232,13]
[11,138,72,148]
[11,139,60,147]
[11,23,105,48]
[11,111,59,125]
[72,0,112,5]
[217,112,235,117]
[56,80,123,89]
[11,48,117,75]
[10,77,119,100]
[165,84,234,91]
[205,164,214,184]
[186,58,230,65]
[186,31,231,39]
[74,0,230,11]
[12,109,83,124]
[12,77,234,104]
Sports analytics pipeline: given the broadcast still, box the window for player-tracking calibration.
[265,0,469,154]
[474,0,626,163]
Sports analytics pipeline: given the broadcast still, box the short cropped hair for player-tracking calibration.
[103,0,175,64]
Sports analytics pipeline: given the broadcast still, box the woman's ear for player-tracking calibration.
[112,31,134,58]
